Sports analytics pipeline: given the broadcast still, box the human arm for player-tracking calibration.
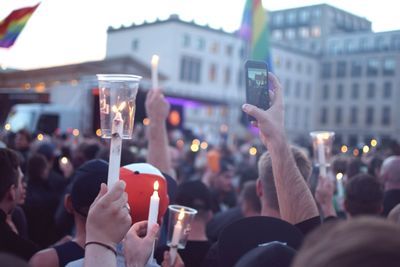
[29,248,59,267]
[84,181,131,267]
[242,72,319,224]
[145,89,175,179]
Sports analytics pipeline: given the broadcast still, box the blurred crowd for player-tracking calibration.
[1,73,400,267]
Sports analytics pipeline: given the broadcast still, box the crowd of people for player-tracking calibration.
[1,72,400,267]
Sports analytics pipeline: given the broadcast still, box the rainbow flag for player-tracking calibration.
[0,3,40,48]
[239,0,272,68]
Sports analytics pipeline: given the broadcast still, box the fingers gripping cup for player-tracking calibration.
[97,74,142,187]
[167,205,197,264]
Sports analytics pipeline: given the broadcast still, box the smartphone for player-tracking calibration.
[244,60,270,121]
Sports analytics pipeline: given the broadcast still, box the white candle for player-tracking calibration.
[336,173,345,198]
[317,140,327,177]
[151,54,159,89]
[170,208,184,265]
[107,102,125,188]
[147,181,160,264]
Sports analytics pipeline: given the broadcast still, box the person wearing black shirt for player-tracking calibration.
[0,148,39,261]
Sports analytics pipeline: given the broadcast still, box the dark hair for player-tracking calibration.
[175,180,212,219]
[16,129,32,143]
[258,146,311,211]
[345,174,383,216]
[346,158,365,179]
[0,148,20,201]
[368,157,383,177]
[0,253,29,267]
[292,217,400,267]
[27,154,48,182]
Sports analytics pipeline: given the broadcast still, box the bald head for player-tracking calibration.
[380,156,400,188]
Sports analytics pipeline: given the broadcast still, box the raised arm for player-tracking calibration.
[242,72,319,224]
[145,89,175,179]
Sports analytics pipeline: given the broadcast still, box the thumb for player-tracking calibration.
[145,224,160,242]
[242,104,264,121]
[93,183,108,204]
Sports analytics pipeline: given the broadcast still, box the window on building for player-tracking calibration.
[311,26,321,37]
[307,64,313,74]
[304,108,310,128]
[366,106,374,125]
[210,42,219,54]
[375,36,388,51]
[224,67,231,85]
[391,35,400,50]
[285,79,291,97]
[383,58,396,76]
[349,134,358,146]
[337,84,344,99]
[313,8,321,19]
[305,83,311,99]
[322,84,329,100]
[274,13,284,26]
[351,83,359,99]
[359,38,370,51]
[336,61,347,77]
[287,11,297,25]
[299,27,310,38]
[367,58,379,76]
[300,10,310,22]
[272,30,283,40]
[131,39,139,51]
[367,82,375,99]
[320,107,328,124]
[294,106,300,128]
[383,82,392,98]
[295,81,301,97]
[226,45,233,56]
[335,107,342,125]
[296,62,303,73]
[179,56,202,83]
[350,106,358,125]
[197,38,205,50]
[209,63,217,82]
[183,34,191,47]
[286,59,292,70]
[321,62,332,79]
[285,28,296,39]
[382,106,391,125]
[351,61,362,77]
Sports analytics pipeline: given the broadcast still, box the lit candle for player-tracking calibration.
[107,102,125,188]
[170,208,184,265]
[151,55,159,89]
[147,181,160,264]
[317,137,327,177]
[336,172,345,199]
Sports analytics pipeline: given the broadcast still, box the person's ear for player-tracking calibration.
[64,194,74,214]
[256,178,263,198]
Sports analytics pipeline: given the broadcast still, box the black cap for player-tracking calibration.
[175,180,212,211]
[234,241,296,267]
[217,216,303,267]
[70,159,108,217]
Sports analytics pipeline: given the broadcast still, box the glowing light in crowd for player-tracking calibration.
[363,145,370,154]
[96,129,102,137]
[341,145,348,153]
[192,139,200,145]
[60,157,69,165]
[143,118,150,126]
[249,147,257,156]
[371,139,377,147]
[200,141,208,150]
[336,172,343,180]
[220,124,228,133]
[176,139,184,148]
[37,134,43,141]
[4,123,11,131]
[72,129,80,137]
[353,149,359,157]
[190,144,199,152]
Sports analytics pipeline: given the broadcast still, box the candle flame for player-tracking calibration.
[154,180,159,191]
[178,208,185,221]
[336,172,343,180]
[112,105,118,113]
[151,55,159,67]
[118,101,126,111]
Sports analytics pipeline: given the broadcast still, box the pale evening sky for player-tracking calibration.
[0,0,398,70]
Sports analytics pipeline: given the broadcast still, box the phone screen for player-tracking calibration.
[245,61,270,121]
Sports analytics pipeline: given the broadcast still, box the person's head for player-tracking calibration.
[292,217,400,267]
[37,142,56,163]
[27,154,49,182]
[0,253,29,267]
[257,146,312,217]
[64,159,108,223]
[368,156,383,178]
[240,181,261,217]
[379,156,400,189]
[14,129,31,151]
[388,203,400,224]
[214,158,235,193]
[346,158,365,180]
[0,148,24,213]
[344,173,383,217]
[175,180,212,222]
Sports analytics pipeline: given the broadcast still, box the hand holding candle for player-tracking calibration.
[310,131,335,178]
[151,55,159,90]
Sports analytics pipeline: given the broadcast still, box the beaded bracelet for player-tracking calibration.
[85,241,117,256]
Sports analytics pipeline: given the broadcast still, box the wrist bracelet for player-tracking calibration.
[85,241,117,256]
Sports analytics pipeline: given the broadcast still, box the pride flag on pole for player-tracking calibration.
[0,3,40,48]
[239,0,272,68]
